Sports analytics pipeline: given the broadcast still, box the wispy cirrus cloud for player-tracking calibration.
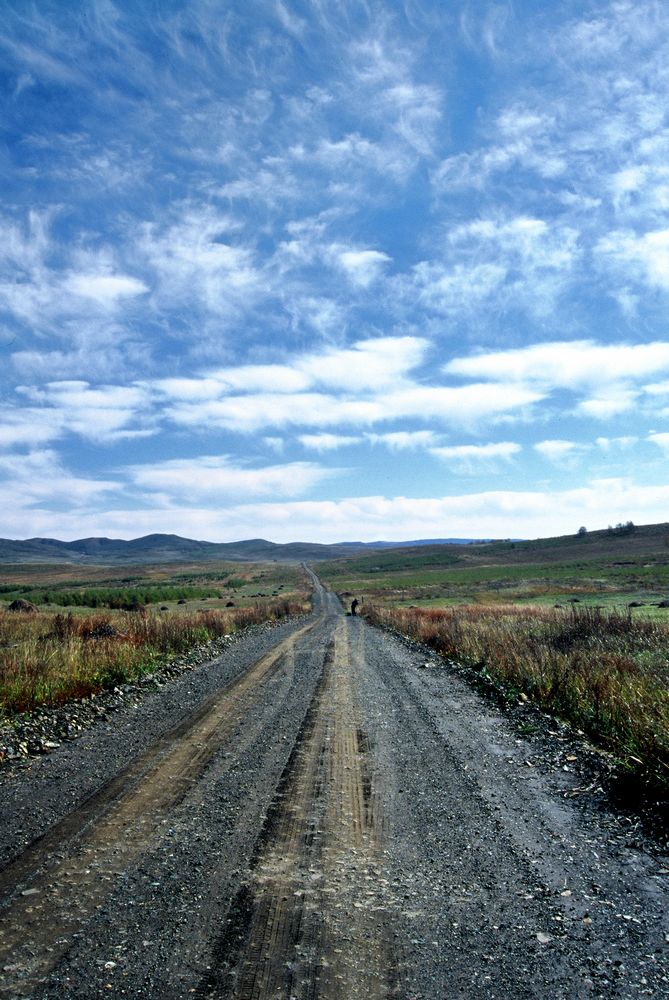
[17,381,154,443]
[429,441,521,474]
[534,439,584,464]
[127,455,332,501]
[4,1,669,543]
[137,205,261,322]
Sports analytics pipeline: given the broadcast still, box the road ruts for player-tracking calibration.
[2,574,667,1000]
[0,611,330,999]
[205,615,398,1000]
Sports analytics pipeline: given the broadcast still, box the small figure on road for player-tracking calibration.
[350,598,359,616]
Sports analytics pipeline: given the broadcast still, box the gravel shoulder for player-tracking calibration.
[0,579,667,999]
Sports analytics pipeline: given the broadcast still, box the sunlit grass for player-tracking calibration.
[365,602,669,792]
[0,597,308,718]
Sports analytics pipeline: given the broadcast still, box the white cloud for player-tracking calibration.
[578,389,639,419]
[432,132,567,192]
[596,436,638,450]
[165,380,541,434]
[404,215,579,320]
[430,441,521,473]
[153,336,429,417]
[263,436,285,453]
[307,132,407,179]
[0,450,119,511]
[597,229,669,289]
[18,380,154,443]
[534,439,581,463]
[446,340,669,389]
[166,392,380,434]
[64,273,148,304]
[643,379,669,396]
[274,0,307,38]
[297,336,426,391]
[127,455,331,500]
[10,318,151,382]
[10,478,669,546]
[299,433,359,452]
[284,295,345,336]
[383,384,542,426]
[337,249,390,287]
[210,365,311,394]
[0,408,63,448]
[347,34,443,159]
[138,205,261,318]
[448,216,577,272]
[411,261,507,313]
[648,432,669,454]
[366,430,439,450]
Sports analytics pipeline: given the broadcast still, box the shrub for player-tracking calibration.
[0,597,307,717]
[366,602,669,792]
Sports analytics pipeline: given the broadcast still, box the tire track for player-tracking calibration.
[212,617,399,1000]
[0,618,319,998]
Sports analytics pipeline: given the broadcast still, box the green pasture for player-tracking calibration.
[0,561,307,613]
[319,550,669,613]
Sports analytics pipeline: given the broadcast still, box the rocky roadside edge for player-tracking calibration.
[367,618,669,857]
[0,615,306,777]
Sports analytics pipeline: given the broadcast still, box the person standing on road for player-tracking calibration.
[350,598,359,616]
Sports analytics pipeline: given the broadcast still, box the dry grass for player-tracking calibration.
[0,598,307,717]
[365,603,669,791]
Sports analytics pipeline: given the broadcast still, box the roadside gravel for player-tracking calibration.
[0,615,308,870]
[353,619,669,998]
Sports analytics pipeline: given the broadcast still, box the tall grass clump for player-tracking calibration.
[0,598,307,718]
[366,603,669,792]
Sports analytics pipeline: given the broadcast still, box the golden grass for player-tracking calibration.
[0,597,308,717]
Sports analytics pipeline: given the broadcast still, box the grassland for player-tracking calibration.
[321,523,669,794]
[0,561,309,717]
[318,522,669,610]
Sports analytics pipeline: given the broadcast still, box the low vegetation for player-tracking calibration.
[318,520,669,608]
[365,602,669,793]
[0,560,310,717]
[0,599,308,717]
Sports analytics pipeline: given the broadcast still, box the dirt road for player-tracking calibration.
[0,577,667,998]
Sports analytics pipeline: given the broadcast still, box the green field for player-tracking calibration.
[0,561,304,613]
[318,522,669,613]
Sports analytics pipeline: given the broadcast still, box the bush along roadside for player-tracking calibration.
[0,605,309,766]
[0,600,308,722]
[364,602,669,801]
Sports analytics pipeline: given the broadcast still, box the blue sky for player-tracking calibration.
[3,0,669,543]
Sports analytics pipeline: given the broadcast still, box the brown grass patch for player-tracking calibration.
[0,598,308,717]
[365,603,669,792]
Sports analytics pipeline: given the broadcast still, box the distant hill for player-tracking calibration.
[318,521,669,576]
[0,523,663,566]
[338,538,487,548]
[0,534,363,565]
[0,533,493,566]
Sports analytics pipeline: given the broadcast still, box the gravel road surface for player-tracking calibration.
[0,575,667,999]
